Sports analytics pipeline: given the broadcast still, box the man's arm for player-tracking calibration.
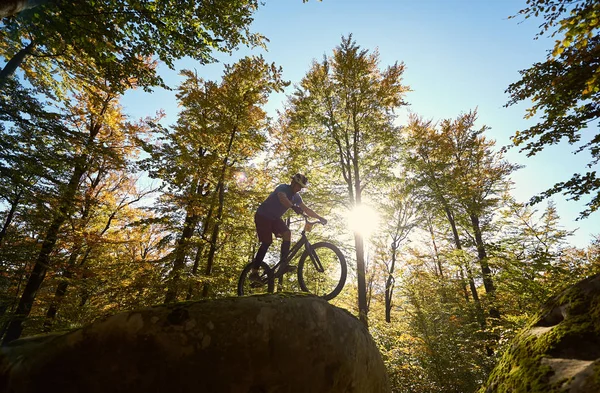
[299,202,327,224]
[277,192,294,209]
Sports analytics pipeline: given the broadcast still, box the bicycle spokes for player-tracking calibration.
[308,247,325,273]
[237,262,274,296]
[299,242,347,300]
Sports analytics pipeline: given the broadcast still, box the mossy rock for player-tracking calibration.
[481,273,600,393]
[0,293,389,393]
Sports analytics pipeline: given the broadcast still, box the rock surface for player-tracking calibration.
[481,273,600,393]
[0,293,389,393]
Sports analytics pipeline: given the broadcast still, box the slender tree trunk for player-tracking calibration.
[44,247,80,329]
[427,222,444,278]
[201,127,236,298]
[469,213,500,319]
[469,214,500,318]
[186,242,205,301]
[164,209,199,303]
[441,204,486,329]
[0,191,22,247]
[43,270,73,330]
[469,213,494,292]
[443,205,479,300]
[355,231,368,325]
[2,160,87,344]
[201,182,225,298]
[384,240,397,323]
[186,205,213,300]
[459,269,470,303]
[44,198,119,328]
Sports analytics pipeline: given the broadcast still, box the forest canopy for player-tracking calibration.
[0,1,599,392]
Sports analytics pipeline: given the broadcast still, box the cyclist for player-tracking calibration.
[249,173,327,283]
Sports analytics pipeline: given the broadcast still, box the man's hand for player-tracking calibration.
[319,217,328,225]
[292,205,304,215]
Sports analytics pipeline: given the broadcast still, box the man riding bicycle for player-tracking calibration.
[250,173,327,283]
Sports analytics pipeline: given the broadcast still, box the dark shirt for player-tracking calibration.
[256,184,303,220]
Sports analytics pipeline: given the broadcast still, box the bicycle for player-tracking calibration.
[237,215,347,300]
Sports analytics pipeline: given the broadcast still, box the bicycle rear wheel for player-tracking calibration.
[237,262,274,296]
[298,242,347,300]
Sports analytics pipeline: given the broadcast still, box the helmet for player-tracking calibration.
[291,173,308,188]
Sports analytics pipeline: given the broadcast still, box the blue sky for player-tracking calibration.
[123,0,598,247]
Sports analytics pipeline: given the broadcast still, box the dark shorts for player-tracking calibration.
[254,213,289,244]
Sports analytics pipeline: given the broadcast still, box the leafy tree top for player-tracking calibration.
[1,0,264,91]
[507,0,600,217]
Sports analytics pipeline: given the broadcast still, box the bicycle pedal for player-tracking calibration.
[250,278,268,288]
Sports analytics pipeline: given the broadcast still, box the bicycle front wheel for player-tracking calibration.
[237,262,274,296]
[298,242,347,300]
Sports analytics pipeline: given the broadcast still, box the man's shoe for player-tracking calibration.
[249,269,262,284]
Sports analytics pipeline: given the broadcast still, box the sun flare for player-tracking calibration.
[347,204,380,238]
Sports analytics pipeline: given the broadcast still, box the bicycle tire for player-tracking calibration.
[237,262,274,296]
[298,242,347,300]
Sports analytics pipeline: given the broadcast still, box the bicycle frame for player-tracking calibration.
[271,218,325,275]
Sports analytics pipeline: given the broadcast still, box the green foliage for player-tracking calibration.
[141,56,287,302]
[282,35,409,323]
[287,35,409,202]
[0,0,264,91]
[491,199,599,315]
[392,266,496,393]
[507,0,600,217]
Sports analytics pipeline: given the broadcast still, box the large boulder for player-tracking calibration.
[0,293,389,393]
[481,273,600,393]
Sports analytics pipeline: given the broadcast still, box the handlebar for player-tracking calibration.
[303,215,323,226]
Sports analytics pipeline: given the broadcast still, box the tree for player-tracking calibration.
[375,184,416,323]
[507,0,600,217]
[0,78,60,247]
[1,77,152,343]
[440,111,519,318]
[402,115,484,319]
[492,198,579,314]
[287,35,409,325]
[403,112,518,321]
[143,56,286,303]
[1,0,264,90]
[42,171,153,331]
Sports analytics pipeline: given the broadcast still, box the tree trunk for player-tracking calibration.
[164,208,199,303]
[0,191,22,247]
[427,221,444,278]
[442,205,485,328]
[43,246,80,331]
[185,205,213,300]
[43,271,72,330]
[384,241,397,323]
[201,126,236,298]
[0,42,34,84]
[355,232,368,326]
[2,160,87,344]
[469,213,500,319]
[44,198,119,328]
[459,269,470,303]
[201,181,225,298]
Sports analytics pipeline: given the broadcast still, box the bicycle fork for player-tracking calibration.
[305,242,325,273]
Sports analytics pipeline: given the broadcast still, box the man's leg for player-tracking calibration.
[252,241,271,270]
[251,213,273,281]
[280,230,291,265]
